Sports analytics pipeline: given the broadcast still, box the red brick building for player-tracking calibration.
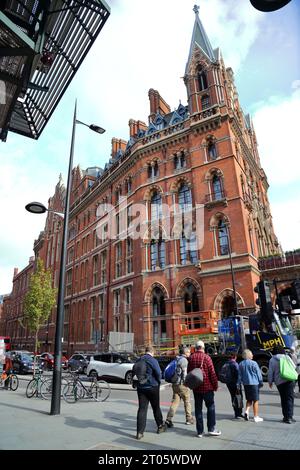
[62,9,279,354]
[2,9,283,354]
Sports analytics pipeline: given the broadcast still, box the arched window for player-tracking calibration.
[152,287,166,316]
[207,141,217,160]
[212,174,223,200]
[148,161,159,178]
[197,65,208,91]
[151,191,162,221]
[218,220,229,255]
[174,152,186,170]
[178,184,192,212]
[184,284,199,313]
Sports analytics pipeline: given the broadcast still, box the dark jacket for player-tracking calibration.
[137,354,162,390]
[227,359,239,385]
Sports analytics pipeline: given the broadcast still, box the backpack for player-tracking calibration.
[163,359,179,383]
[132,358,150,385]
[279,356,298,381]
[219,362,233,384]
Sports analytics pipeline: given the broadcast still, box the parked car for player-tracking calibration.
[39,352,54,370]
[87,352,137,383]
[10,350,35,374]
[67,353,92,374]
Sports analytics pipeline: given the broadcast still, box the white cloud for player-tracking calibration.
[271,200,300,251]
[251,85,300,251]
[252,86,300,186]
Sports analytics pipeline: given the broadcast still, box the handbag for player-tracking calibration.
[233,391,243,410]
[280,356,298,381]
[184,356,205,389]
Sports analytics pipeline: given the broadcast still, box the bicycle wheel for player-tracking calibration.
[91,380,111,402]
[40,377,53,400]
[26,379,38,398]
[63,381,85,403]
[9,374,19,391]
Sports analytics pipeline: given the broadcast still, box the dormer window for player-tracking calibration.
[197,65,208,91]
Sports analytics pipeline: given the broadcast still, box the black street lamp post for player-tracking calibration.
[25,102,105,415]
[225,223,239,317]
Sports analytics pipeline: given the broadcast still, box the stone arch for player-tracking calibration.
[170,176,192,193]
[213,288,245,317]
[144,282,169,302]
[204,167,224,182]
[143,184,163,201]
[209,212,229,230]
[176,278,202,298]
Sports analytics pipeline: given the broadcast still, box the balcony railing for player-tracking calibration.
[259,251,300,270]
[204,190,227,208]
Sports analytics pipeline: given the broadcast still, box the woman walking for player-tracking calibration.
[238,349,263,422]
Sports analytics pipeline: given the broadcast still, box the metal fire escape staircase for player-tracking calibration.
[0,0,110,141]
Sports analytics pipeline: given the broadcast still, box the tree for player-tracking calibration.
[24,258,57,354]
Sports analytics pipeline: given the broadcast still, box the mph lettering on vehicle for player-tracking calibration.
[98,454,202,466]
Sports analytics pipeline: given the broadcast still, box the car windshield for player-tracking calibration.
[21,354,33,361]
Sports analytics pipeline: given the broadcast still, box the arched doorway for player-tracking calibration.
[221,295,235,318]
[214,289,245,318]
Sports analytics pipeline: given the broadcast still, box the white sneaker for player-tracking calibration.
[197,434,203,438]
[254,416,263,423]
[208,429,221,436]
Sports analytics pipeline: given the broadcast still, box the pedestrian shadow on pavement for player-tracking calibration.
[64,415,181,451]
[0,398,50,416]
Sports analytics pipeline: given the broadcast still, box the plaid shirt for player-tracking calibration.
[187,351,218,393]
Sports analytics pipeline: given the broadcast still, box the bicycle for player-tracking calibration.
[62,370,111,403]
[39,373,70,400]
[26,369,48,398]
[0,371,19,391]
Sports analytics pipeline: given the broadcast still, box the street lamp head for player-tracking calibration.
[25,201,47,214]
[249,0,292,12]
[89,124,105,134]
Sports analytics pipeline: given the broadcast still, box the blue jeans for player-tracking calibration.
[193,390,216,434]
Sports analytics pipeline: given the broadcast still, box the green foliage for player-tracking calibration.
[24,258,57,352]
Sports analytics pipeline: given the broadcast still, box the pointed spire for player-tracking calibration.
[185,4,215,74]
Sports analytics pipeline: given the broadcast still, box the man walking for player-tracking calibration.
[165,347,194,427]
[134,346,166,440]
[268,345,296,424]
[187,340,221,438]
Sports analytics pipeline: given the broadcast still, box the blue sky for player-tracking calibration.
[0,0,300,294]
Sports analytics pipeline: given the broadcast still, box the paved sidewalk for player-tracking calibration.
[0,385,299,450]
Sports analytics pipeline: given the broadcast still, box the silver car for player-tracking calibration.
[87,353,137,383]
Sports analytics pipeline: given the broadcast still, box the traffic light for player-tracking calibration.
[254,281,274,325]
[277,295,291,313]
[291,280,300,309]
[250,0,292,12]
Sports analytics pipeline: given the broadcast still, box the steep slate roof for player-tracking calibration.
[185,5,216,74]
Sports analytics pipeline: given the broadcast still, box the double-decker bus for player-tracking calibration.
[0,336,11,351]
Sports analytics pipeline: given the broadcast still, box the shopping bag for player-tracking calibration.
[280,356,298,381]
